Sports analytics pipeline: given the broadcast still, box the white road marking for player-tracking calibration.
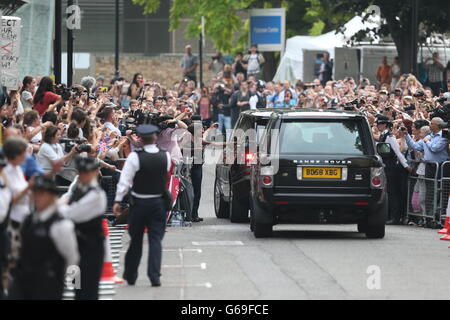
[162,282,212,288]
[192,241,244,246]
[162,263,206,269]
[164,248,203,253]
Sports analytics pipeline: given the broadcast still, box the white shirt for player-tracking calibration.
[27,126,42,144]
[58,180,107,224]
[21,90,33,110]
[249,95,259,110]
[0,177,12,224]
[33,204,79,267]
[382,130,409,168]
[3,164,30,223]
[247,53,261,74]
[115,144,171,202]
[36,143,64,173]
[104,122,122,137]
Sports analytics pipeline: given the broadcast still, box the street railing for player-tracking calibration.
[407,160,444,228]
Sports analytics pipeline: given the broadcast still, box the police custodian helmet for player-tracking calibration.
[75,156,100,172]
[32,176,59,194]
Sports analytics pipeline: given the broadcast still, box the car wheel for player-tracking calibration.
[365,198,387,239]
[229,184,250,223]
[365,225,385,239]
[357,221,367,233]
[249,206,255,232]
[254,222,273,238]
[214,178,229,219]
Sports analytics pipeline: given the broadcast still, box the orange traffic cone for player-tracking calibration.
[439,194,450,234]
[100,219,123,283]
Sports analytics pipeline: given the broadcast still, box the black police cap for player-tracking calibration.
[257,80,266,89]
[32,176,59,194]
[136,124,160,136]
[75,156,99,172]
[0,152,7,168]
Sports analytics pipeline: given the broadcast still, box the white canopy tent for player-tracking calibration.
[273,16,379,83]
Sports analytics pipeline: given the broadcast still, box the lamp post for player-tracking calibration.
[67,0,74,87]
[54,0,62,84]
[114,0,120,78]
[411,0,419,75]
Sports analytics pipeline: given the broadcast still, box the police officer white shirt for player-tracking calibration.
[381,129,409,169]
[0,176,11,224]
[115,144,171,202]
[58,179,107,224]
[33,204,80,267]
[3,163,29,223]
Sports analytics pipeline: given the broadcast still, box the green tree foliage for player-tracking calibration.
[314,0,450,72]
[303,0,353,35]
[133,0,254,53]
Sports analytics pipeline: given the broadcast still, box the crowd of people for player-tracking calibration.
[1,46,450,299]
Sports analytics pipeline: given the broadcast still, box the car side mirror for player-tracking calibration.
[377,142,391,156]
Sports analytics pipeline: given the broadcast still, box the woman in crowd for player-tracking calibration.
[198,88,213,127]
[36,125,77,183]
[33,77,62,116]
[127,73,145,100]
[20,76,36,112]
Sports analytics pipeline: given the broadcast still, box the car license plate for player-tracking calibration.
[302,167,342,179]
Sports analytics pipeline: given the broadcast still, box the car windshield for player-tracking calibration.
[279,120,366,155]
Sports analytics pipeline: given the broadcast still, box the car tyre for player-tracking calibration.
[357,221,367,233]
[214,177,229,219]
[365,198,387,239]
[229,184,250,223]
[254,222,273,238]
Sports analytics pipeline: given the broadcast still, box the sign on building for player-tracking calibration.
[0,16,21,90]
[249,8,286,52]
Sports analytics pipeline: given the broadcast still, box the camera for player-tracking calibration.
[55,84,72,101]
[60,138,92,154]
[413,91,425,98]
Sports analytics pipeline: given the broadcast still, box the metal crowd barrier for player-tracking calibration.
[406,160,444,228]
[440,161,450,223]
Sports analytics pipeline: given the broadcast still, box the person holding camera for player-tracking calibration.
[33,77,63,116]
[376,116,413,225]
[36,126,78,184]
[101,106,122,137]
[157,113,188,164]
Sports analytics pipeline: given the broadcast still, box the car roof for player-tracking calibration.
[243,108,364,119]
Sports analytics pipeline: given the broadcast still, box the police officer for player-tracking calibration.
[59,156,106,300]
[113,124,171,287]
[376,116,413,225]
[249,80,267,110]
[9,176,79,300]
[0,152,11,300]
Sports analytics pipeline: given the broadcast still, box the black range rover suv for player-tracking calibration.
[249,109,390,239]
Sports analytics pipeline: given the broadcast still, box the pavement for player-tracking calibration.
[115,153,450,300]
